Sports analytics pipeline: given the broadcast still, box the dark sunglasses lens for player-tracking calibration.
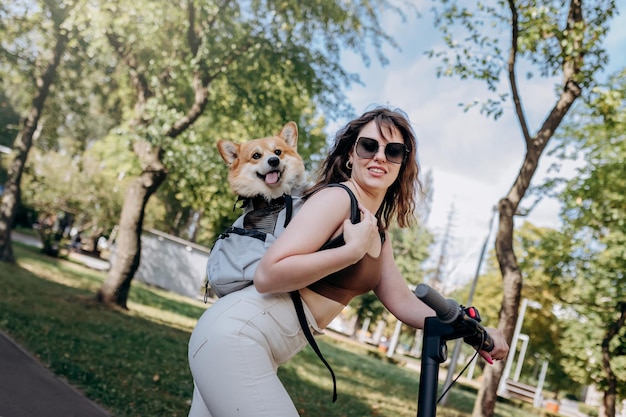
[385,143,407,163]
[357,137,378,157]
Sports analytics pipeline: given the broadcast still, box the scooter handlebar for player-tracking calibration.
[414,283,461,323]
[415,283,494,352]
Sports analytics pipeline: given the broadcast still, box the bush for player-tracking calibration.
[579,403,599,417]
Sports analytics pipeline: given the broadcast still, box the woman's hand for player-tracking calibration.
[479,327,509,364]
[342,204,381,258]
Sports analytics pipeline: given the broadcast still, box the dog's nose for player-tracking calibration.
[268,156,280,167]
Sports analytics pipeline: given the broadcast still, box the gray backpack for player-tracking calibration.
[205,194,302,298]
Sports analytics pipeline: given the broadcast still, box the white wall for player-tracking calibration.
[131,229,210,299]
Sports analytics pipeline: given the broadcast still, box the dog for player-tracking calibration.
[206,122,306,299]
[217,121,306,202]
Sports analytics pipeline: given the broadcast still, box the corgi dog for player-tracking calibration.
[217,121,306,202]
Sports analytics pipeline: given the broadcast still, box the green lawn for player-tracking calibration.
[0,243,535,417]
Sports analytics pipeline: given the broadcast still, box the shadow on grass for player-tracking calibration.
[281,340,423,417]
[14,241,207,321]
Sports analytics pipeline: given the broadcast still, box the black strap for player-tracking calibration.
[283,194,293,228]
[325,183,359,224]
[289,183,359,403]
[290,291,337,403]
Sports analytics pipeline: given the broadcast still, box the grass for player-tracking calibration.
[0,243,536,417]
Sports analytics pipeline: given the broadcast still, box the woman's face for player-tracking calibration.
[349,121,405,193]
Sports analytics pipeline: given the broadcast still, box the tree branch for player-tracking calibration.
[507,0,532,145]
[506,0,584,211]
[186,0,200,56]
[105,30,153,122]
[602,302,626,349]
[169,0,244,138]
[167,39,255,137]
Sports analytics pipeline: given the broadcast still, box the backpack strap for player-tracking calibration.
[325,183,359,224]
[291,291,338,402]
[290,182,359,403]
[283,194,294,228]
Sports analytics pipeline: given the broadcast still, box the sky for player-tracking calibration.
[333,2,626,289]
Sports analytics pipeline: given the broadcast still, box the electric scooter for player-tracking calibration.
[414,283,494,417]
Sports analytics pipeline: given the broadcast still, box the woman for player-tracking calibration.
[188,106,509,417]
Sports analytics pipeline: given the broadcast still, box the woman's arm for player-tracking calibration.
[374,238,509,361]
[373,237,434,329]
[254,186,379,293]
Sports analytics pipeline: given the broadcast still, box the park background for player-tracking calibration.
[0,1,625,417]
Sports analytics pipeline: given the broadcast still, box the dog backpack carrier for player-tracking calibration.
[205,194,301,298]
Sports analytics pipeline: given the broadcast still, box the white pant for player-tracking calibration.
[187,285,321,417]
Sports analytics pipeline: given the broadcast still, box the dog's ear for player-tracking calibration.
[217,140,239,165]
[278,122,298,148]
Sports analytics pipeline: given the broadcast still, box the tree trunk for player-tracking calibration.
[97,141,167,308]
[474,102,581,417]
[99,16,210,308]
[600,303,626,417]
[0,16,68,263]
[602,374,616,417]
[473,360,505,417]
[473,196,523,417]
[472,2,585,414]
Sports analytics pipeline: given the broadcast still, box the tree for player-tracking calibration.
[392,170,435,287]
[1,0,127,258]
[451,223,572,396]
[425,2,618,416]
[0,90,20,186]
[512,223,573,396]
[0,0,75,262]
[19,134,139,254]
[0,90,20,147]
[542,70,626,417]
[95,0,413,308]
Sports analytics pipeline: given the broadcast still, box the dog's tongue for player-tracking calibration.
[265,171,279,185]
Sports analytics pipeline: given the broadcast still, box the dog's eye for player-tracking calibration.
[274,150,282,156]
[252,152,262,160]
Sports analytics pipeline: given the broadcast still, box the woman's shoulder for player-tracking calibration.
[300,183,354,218]
[306,182,355,201]
[280,184,354,247]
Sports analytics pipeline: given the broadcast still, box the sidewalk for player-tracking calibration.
[0,330,111,417]
[2,232,112,416]
[11,231,111,272]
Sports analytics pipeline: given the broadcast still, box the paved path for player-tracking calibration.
[0,330,112,417]
[11,231,111,271]
[2,232,112,416]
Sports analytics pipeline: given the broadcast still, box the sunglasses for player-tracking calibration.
[355,137,408,164]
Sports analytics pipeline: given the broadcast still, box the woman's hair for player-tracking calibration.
[306,106,422,229]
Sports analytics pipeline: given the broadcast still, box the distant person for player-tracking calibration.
[70,231,82,252]
[187,106,509,416]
